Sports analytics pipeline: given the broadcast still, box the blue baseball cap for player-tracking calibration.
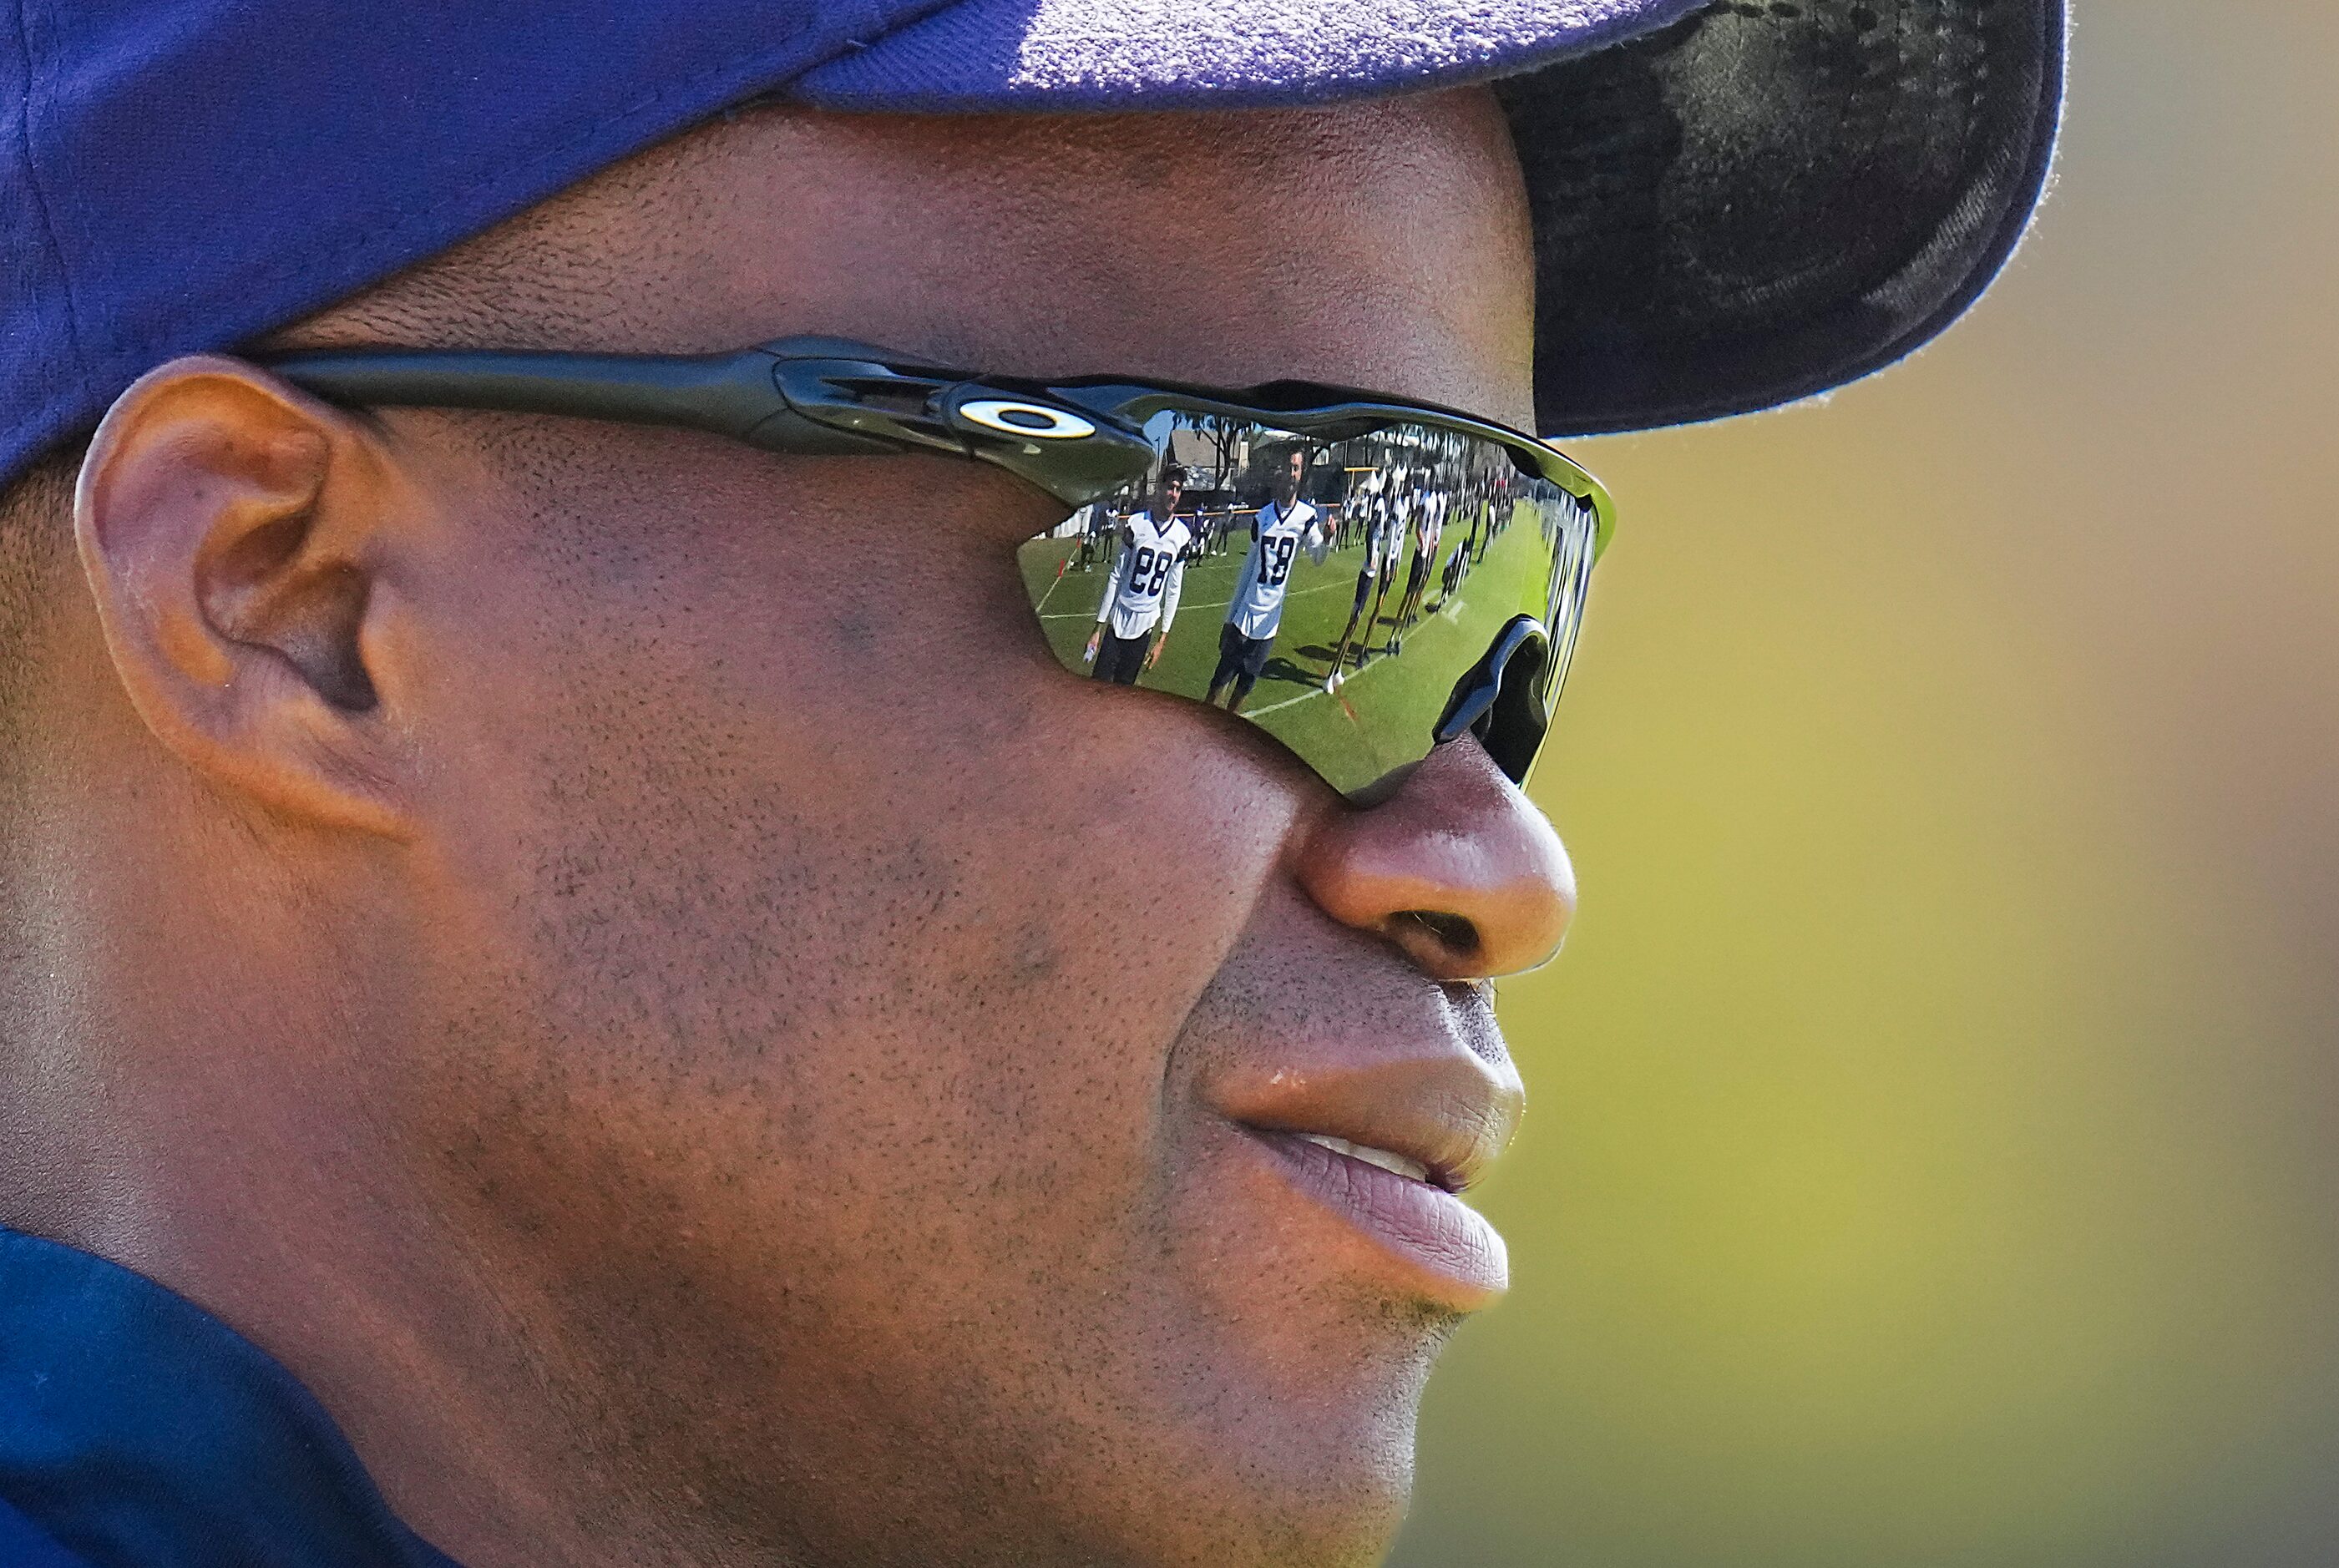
[0,0,2063,492]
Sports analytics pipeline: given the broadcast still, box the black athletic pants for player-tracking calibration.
[1093,629,1152,685]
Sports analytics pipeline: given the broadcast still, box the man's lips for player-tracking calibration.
[1210,1050,1521,1195]
[1284,1131,1440,1188]
[1206,1048,1523,1308]
[1240,1127,1511,1306]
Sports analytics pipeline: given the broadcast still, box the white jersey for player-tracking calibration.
[1224,499,1329,640]
[1096,510,1192,640]
[1364,501,1405,578]
[1413,492,1445,561]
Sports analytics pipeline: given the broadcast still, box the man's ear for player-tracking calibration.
[75,356,419,840]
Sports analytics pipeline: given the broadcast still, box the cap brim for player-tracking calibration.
[797,0,2064,438]
[792,0,1709,112]
[1504,0,2067,436]
[1,0,2063,495]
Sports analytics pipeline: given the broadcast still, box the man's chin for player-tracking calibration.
[1073,1378,1430,1568]
[1073,1281,1454,1568]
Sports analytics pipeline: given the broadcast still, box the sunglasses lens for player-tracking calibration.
[1017,412,1599,794]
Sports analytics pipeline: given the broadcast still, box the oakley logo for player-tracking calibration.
[959,399,1098,440]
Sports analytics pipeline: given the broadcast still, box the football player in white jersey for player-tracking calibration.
[1324,467,1406,692]
[1389,483,1447,656]
[1337,469,1375,552]
[1084,464,1193,685]
[1207,447,1330,712]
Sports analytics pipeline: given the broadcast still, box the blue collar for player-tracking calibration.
[0,1227,461,1566]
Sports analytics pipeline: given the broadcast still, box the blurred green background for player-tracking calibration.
[1395,5,2339,1565]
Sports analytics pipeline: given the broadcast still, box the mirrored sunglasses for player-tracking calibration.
[265,337,1615,796]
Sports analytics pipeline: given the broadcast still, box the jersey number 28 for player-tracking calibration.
[1128,545,1174,597]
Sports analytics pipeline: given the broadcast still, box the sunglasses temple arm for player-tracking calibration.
[263,348,898,455]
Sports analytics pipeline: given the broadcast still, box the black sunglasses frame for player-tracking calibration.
[261,336,1615,788]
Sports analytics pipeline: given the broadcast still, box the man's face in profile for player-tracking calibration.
[96,90,1570,1567]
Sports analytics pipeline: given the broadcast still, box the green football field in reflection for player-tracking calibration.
[1020,499,1556,794]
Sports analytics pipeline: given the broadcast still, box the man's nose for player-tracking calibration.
[1294,739,1576,980]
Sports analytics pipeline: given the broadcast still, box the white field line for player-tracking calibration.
[1030,566,1075,615]
[1240,593,1476,718]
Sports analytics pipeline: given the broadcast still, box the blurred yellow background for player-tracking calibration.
[1395,5,2339,1564]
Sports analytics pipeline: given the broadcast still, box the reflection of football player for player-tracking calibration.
[1339,468,1381,551]
[1435,533,1469,610]
[1389,487,1445,655]
[1084,465,1192,685]
[1486,485,1515,556]
[1324,472,1405,692]
[1202,506,1230,558]
[1075,499,1114,569]
[1208,448,1328,711]
[1452,485,1484,574]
